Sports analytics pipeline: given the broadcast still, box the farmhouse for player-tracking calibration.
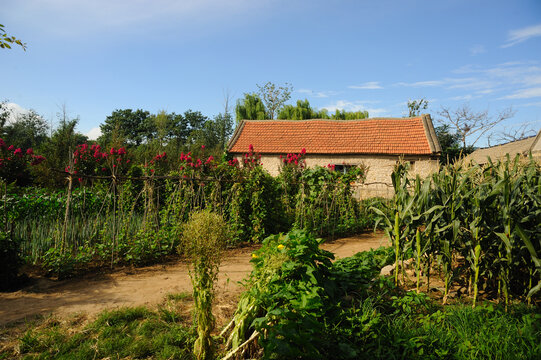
[465,129,541,165]
[227,115,442,198]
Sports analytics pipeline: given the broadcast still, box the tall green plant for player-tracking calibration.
[181,210,228,360]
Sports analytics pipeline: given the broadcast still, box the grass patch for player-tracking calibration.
[362,302,541,360]
[3,306,196,360]
[167,292,193,302]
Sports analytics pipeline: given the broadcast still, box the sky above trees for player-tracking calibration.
[2,0,541,146]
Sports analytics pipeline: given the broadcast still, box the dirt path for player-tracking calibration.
[0,232,388,326]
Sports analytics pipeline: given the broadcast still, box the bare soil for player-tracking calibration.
[0,231,388,327]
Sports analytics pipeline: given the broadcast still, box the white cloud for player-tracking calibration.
[365,108,389,117]
[470,44,486,55]
[502,23,541,48]
[4,103,31,124]
[449,95,474,101]
[395,62,541,100]
[519,101,541,107]
[4,0,272,37]
[86,127,102,140]
[322,100,388,117]
[394,80,445,87]
[296,89,338,98]
[499,87,541,100]
[348,82,383,90]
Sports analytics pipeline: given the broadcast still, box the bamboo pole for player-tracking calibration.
[111,169,117,269]
[60,153,74,252]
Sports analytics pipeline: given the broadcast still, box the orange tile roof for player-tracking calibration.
[228,117,440,155]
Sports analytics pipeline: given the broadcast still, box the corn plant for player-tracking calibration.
[372,162,415,286]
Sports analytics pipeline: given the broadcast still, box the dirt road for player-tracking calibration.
[0,232,388,326]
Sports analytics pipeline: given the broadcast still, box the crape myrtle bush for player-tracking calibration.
[3,143,373,277]
[0,137,46,186]
[0,138,46,288]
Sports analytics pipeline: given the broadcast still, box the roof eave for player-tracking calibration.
[421,114,442,155]
[226,120,246,152]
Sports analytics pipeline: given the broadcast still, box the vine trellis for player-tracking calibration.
[4,164,369,276]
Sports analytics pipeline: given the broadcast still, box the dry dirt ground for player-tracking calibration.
[0,231,388,327]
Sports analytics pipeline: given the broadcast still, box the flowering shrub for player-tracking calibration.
[6,143,371,278]
[241,144,262,170]
[71,144,106,179]
[146,151,168,175]
[106,146,131,175]
[280,147,306,169]
[70,144,131,180]
[0,138,46,185]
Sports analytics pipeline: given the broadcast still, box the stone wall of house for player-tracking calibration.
[234,153,439,199]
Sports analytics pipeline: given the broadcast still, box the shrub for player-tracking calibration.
[0,231,23,291]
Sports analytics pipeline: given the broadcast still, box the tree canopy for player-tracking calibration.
[438,104,515,149]
[98,109,152,146]
[278,99,368,120]
[256,82,293,119]
[2,109,49,150]
[407,98,428,117]
[235,93,268,121]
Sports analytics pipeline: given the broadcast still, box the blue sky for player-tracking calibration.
[2,0,541,147]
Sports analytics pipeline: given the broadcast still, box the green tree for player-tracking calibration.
[278,99,316,120]
[0,24,26,51]
[235,93,268,121]
[3,109,49,150]
[0,101,11,131]
[434,124,466,164]
[40,114,87,187]
[331,109,369,120]
[278,99,369,120]
[98,109,151,146]
[278,99,331,119]
[407,98,429,117]
[257,82,293,119]
[213,112,234,149]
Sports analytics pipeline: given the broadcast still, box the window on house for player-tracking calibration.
[333,164,355,174]
[409,161,416,171]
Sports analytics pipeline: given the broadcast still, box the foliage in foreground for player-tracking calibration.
[224,230,541,360]
[4,302,196,360]
[2,234,540,360]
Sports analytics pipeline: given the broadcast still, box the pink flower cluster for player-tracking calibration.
[280,148,306,168]
[242,144,262,169]
[0,138,46,168]
[30,155,46,166]
[71,143,130,175]
[178,152,216,173]
[326,164,335,170]
[150,152,167,165]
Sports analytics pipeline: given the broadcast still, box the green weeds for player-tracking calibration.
[6,307,195,360]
